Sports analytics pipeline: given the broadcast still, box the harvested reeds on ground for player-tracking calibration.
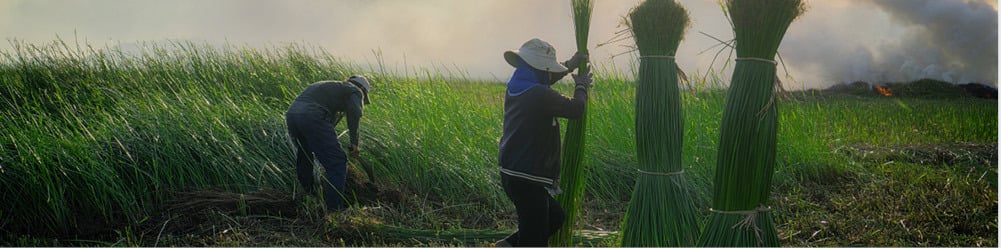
[166,188,300,217]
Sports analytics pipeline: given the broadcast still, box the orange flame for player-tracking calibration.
[875,86,893,96]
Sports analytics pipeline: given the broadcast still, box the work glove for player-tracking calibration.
[563,51,589,72]
[573,65,593,90]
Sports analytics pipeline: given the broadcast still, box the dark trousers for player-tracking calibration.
[501,174,565,247]
[286,112,348,211]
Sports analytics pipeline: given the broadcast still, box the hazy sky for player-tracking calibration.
[1,0,997,89]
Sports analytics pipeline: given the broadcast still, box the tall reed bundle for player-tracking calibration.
[619,0,699,246]
[550,0,593,246]
[698,0,804,246]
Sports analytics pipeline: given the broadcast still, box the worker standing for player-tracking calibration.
[496,38,591,247]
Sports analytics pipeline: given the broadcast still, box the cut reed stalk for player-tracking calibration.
[550,0,593,246]
[698,0,805,246]
[619,0,699,246]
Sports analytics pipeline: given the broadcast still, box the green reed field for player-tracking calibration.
[0,41,996,246]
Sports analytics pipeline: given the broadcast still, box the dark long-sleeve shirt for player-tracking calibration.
[498,85,587,188]
[287,81,364,146]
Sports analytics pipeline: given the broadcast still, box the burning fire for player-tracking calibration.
[875,85,893,97]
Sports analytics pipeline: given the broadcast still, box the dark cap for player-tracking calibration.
[347,75,371,105]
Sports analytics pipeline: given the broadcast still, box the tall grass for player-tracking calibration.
[0,39,994,245]
[0,39,526,236]
[0,40,353,234]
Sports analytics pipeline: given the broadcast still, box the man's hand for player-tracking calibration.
[573,65,593,90]
[350,144,360,158]
[563,51,589,72]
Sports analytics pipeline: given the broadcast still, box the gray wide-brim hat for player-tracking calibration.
[504,38,569,73]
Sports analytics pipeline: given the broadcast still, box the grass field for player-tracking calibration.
[0,41,996,246]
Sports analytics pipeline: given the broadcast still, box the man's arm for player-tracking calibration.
[542,86,588,119]
[544,61,588,118]
[542,68,592,119]
[346,92,364,156]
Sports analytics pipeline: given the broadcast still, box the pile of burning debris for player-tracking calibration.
[958,83,998,99]
[823,79,997,99]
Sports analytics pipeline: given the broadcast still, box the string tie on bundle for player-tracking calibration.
[710,205,773,244]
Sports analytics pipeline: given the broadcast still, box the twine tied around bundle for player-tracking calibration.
[639,55,676,59]
[636,169,684,176]
[735,57,777,65]
[710,205,773,244]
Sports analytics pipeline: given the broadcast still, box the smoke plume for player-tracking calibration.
[782,0,997,86]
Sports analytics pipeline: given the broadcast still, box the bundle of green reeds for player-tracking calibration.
[698,0,804,246]
[550,0,593,246]
[618,0,700,246]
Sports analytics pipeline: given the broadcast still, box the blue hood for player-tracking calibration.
[506,58,550,96]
